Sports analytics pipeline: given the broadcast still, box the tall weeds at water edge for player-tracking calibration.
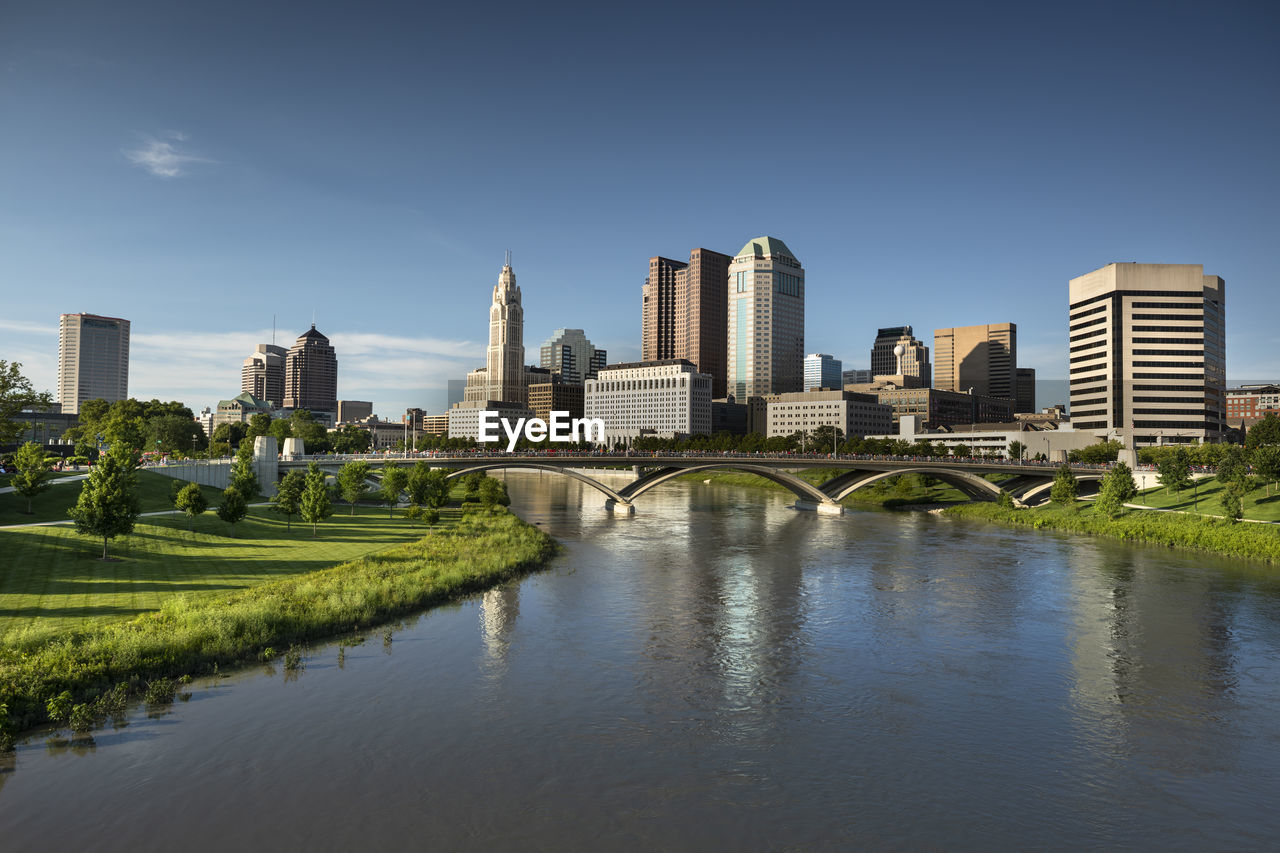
[944,502,1280,564]
[0,507,556,733]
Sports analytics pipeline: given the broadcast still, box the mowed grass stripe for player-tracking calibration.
[0,470,225,526]
[0,505,438,639]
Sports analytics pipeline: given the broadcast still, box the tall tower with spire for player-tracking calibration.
[484,254,526,404]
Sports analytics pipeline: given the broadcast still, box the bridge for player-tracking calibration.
[272,452,1112,515]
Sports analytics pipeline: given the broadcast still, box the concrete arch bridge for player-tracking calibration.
[279,453,1106,515]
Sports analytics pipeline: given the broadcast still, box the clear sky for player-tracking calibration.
[3,0,1277,417]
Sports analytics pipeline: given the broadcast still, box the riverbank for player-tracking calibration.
[0,506,556,739]
[944,502,1280,564]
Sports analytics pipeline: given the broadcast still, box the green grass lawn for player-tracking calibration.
[1133,480,1280,522]
[0,470,225,525]
[0,504,449,640]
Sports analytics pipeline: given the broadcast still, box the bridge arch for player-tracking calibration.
[619,463,838,507]
[443,462,627,504]
[821,467,1006,503]
[1013,474,1103,506]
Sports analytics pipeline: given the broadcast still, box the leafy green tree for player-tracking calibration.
[175,482,208,531]
[271,469,306,530]
[216,486,248,534]
[170,477,186,509]
[300,463,333,536]
[211,421,249,450]
[290,410,331,453]
[333,424,373,454]
[1253,445,1280,497]
[404,505,440,527]
[952,444,970,458]
[229,442,260,498]
[1049,464,1078,505]
[1068,440,1123,464]
[268,418,293,445]
[478,477,510,507]
[1216,445,1249,487]
[1007,440,1026,462]
[337,460,372,514]
[148,413,207,455]
[102,415,147,456]
[1246,412,1280,449]
[379,463,408,517]
[68,449,141,559]
[997,490,1015,509]
[406,462,450,509]
[11,441,55,514]
[1220,479,1245,522]
[1095,463,1136,519]
[1156,448,1192,495]
[246,412,274,439]
[0,361,53,446]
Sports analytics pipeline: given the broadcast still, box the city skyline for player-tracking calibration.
[3,2,1277,416]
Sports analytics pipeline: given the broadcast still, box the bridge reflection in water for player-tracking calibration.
[278,453,1107,515]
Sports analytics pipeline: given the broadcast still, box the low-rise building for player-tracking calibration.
[765,390,893,439]
[844,377,1012,429]
[870,415,1099,460]
[1227,384,1280,430]
[712,397,748,435]
[214,392,273,429]
[422,414,449,435]
[337,400,373,423]
[584,359,712,442]
[447,400,536,441]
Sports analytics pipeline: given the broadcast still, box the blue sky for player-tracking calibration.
[3,0,1277,417]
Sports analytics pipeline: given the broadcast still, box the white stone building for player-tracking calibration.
[448,400,535,441]
[765,390,893,440]
[727,237,805,399]
[585,360,712,442]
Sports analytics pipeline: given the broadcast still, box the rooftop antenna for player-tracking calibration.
[505,249,511,267]
[272,314,276,345]
[312,307,316,329]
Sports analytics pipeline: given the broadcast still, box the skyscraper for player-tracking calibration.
[642,248,733,397]
[727,237,805,399]
[283,325,338,416]
[241,343,287,407]
[804,354,843,390]
[465,256,526,405]
[1067,263,1225,445]
[933,323,1017,399]
[870,326,930,385]
[58,313,130,414]
[539,328,606,383]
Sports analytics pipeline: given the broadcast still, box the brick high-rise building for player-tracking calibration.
[58,313,130,415]
[642,247,732,397]
[283,325,338,417]
[1068,262,1225,445]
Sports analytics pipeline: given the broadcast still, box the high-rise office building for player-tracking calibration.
[241,343,287,407]
[870,326,930,385]
[1015,367,1036,414]
[540,328,606,383]
[1068,263,1225,445]
[465,256,526,405]
[283,325,338,416]
[933,323,1017,399]
[57,313,130,414]
[804,354,843,390]
[642,248,733,397]
[842,368,873,386]
[727,237,805,398]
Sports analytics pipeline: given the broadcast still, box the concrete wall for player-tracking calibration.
[147,436,279,497]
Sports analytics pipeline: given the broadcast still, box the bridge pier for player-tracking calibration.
[794,500,845,516]
[604,499,635,515]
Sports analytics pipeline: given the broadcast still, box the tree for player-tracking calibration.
[1216,445,1249,487]
[290,410,331,453]
[229,442,260,498]
[1156,448,1192,495]
[1007,440,1026,462]
[68,449,141,559]
[332,424,372,454]
[174,482,208,531]
[1247,412,1280,449]
[268,418,293,446]
[406,462,450,509]
[11,441,54,514]
[216,486,248,534]
[1068,440,1123,465]
[1049,464,1078,506]
[0,361,53,446]
[102,415,147,456]
[271,469,306,530]
[246,412,274,440]
[1095,462,1137,520]
[149,413,207,456]
[211,421,249,451]
[405,505,439,528]
[337,460,372,514]
[1220,479,1245,522]
[952,444,971,458]
[1253,445,1280,497]
[379,463,408,518]
[300,463,333,536]
[478,477,510,507]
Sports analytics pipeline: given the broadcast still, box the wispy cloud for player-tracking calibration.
[123,131,214,178]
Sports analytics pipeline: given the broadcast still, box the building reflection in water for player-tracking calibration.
[479,582,521,672]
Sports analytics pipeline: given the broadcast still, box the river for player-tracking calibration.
[3,472,1280,850]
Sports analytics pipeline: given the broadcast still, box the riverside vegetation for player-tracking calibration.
[0,503,555,740]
